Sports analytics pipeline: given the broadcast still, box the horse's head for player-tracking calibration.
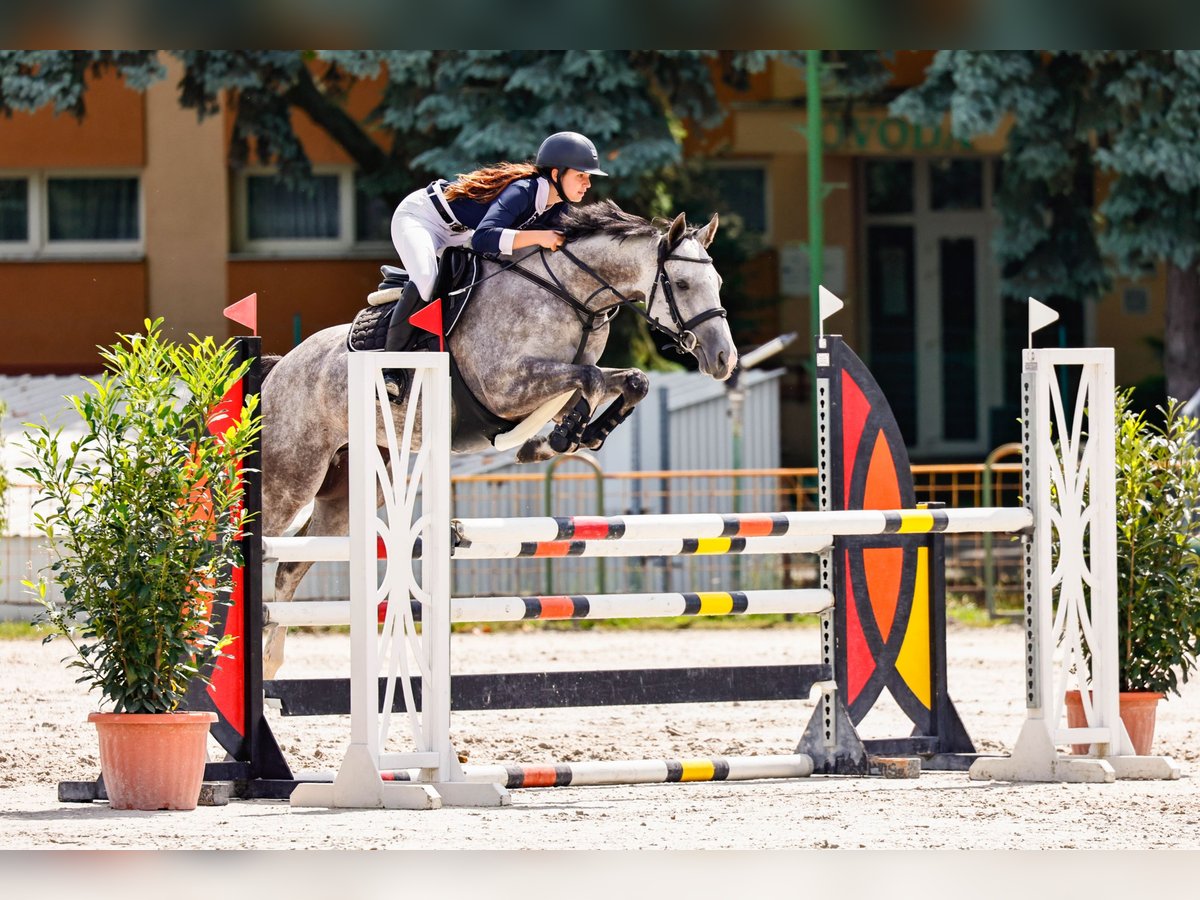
[643,212,738,381]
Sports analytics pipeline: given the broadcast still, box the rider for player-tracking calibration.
[383,132,609,374]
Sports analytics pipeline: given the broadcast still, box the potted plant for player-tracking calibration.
[20,318,260,809]
[1066,389,1200,754]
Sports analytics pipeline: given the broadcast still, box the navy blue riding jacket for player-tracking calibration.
[440,176,553,256]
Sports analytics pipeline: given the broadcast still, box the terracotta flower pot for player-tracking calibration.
[89,711,217,810]
[1063,690,1163,756]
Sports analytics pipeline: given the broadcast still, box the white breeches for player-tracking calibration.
[390,188,473,300]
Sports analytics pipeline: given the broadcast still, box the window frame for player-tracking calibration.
[233,165,359,257]
[0,169,145,260]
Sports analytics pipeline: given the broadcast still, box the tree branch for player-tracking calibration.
[285,65,388,175]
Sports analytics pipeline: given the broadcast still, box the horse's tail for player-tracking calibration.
[259,354,283,383]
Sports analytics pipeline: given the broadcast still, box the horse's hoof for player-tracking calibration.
[516,437,556,463]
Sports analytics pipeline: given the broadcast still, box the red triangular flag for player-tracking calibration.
[223,293,258,334]
[408,298,445,352]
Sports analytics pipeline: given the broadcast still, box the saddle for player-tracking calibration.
[350,246,481,353]
[346,247,512,453]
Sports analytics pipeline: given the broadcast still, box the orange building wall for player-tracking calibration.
[0,70,148,373]
[228,257,392,355]
[0,262,147,372]
[0,71,144,168]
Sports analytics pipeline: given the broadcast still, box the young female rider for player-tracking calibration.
[383,131,609,361]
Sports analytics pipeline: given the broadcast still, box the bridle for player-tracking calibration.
[498,233,726,363]
[640,237,727,354]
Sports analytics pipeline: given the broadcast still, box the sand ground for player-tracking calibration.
[2,622,1199,854]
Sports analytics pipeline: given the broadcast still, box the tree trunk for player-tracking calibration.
[1165,262,1200,404]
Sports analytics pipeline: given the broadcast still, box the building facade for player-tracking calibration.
[0,53,1169,464]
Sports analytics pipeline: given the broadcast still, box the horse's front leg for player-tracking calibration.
[497,360,610,463]
[579,367,650,451]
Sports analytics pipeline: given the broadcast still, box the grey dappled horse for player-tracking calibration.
[259,201,737,676]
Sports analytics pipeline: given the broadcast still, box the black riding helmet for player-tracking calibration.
[535,132,608,201]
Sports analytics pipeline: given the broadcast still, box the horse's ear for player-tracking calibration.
[667,212,687,247]
[697,213,719,249]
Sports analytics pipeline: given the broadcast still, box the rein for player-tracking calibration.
[501,235,726,362]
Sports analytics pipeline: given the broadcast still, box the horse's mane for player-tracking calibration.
[557,199,693,243]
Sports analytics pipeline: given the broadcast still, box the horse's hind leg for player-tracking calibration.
[263,477,351,680]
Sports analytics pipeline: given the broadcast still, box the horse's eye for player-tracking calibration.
[676,279,691,290]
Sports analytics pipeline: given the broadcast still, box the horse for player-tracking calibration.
[258,200,737,676]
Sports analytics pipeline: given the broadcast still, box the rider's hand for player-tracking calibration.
[540,231,565,251]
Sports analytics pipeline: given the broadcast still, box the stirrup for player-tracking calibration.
[383,369,409,404]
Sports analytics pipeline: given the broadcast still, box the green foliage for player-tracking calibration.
[19,320,262,713]
[1092,51,1200,274]
[0,50,776,205]
[884,50,1200,401]
[1112,389,1200,695]
[0,51,165,117]
[889,51,1113,305]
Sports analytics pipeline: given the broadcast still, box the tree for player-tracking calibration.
[0,50,775,194]
[885,51,1200,404]
[0,49,778,370]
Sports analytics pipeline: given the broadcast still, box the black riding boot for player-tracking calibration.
[382,281,425,401]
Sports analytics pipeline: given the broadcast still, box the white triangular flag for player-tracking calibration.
[818,285,844,334]
[1027,296,1059,347]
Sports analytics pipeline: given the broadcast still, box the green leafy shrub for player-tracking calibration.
[20,319,261,712]
[1113,389,1200,695]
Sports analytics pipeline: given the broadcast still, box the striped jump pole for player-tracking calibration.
[263,532,834,563]
[381,754,815,788]
[263,507,1029,564]
[452,507,1033,544]
[264,588,835,628]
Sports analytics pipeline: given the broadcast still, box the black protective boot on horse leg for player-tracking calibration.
[549,395,593,453]
[382,281,425,402]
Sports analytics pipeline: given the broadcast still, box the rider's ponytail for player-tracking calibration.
[444,162,539,203]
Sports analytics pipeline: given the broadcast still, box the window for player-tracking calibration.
[865,160,914,214]
[234,167,393,255]
[929,159,983,211]
[246,174,341,240]
[0,178,29,242]
[709,164,769,236]
[47,177,140,241]
[0,172,142,257]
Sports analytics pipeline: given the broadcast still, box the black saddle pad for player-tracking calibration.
[347,304,440,354]
[349,246,483,353]
[347,303,391,352]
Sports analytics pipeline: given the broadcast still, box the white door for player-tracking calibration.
[862,157,1001,457]
[914,218,1001,456]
